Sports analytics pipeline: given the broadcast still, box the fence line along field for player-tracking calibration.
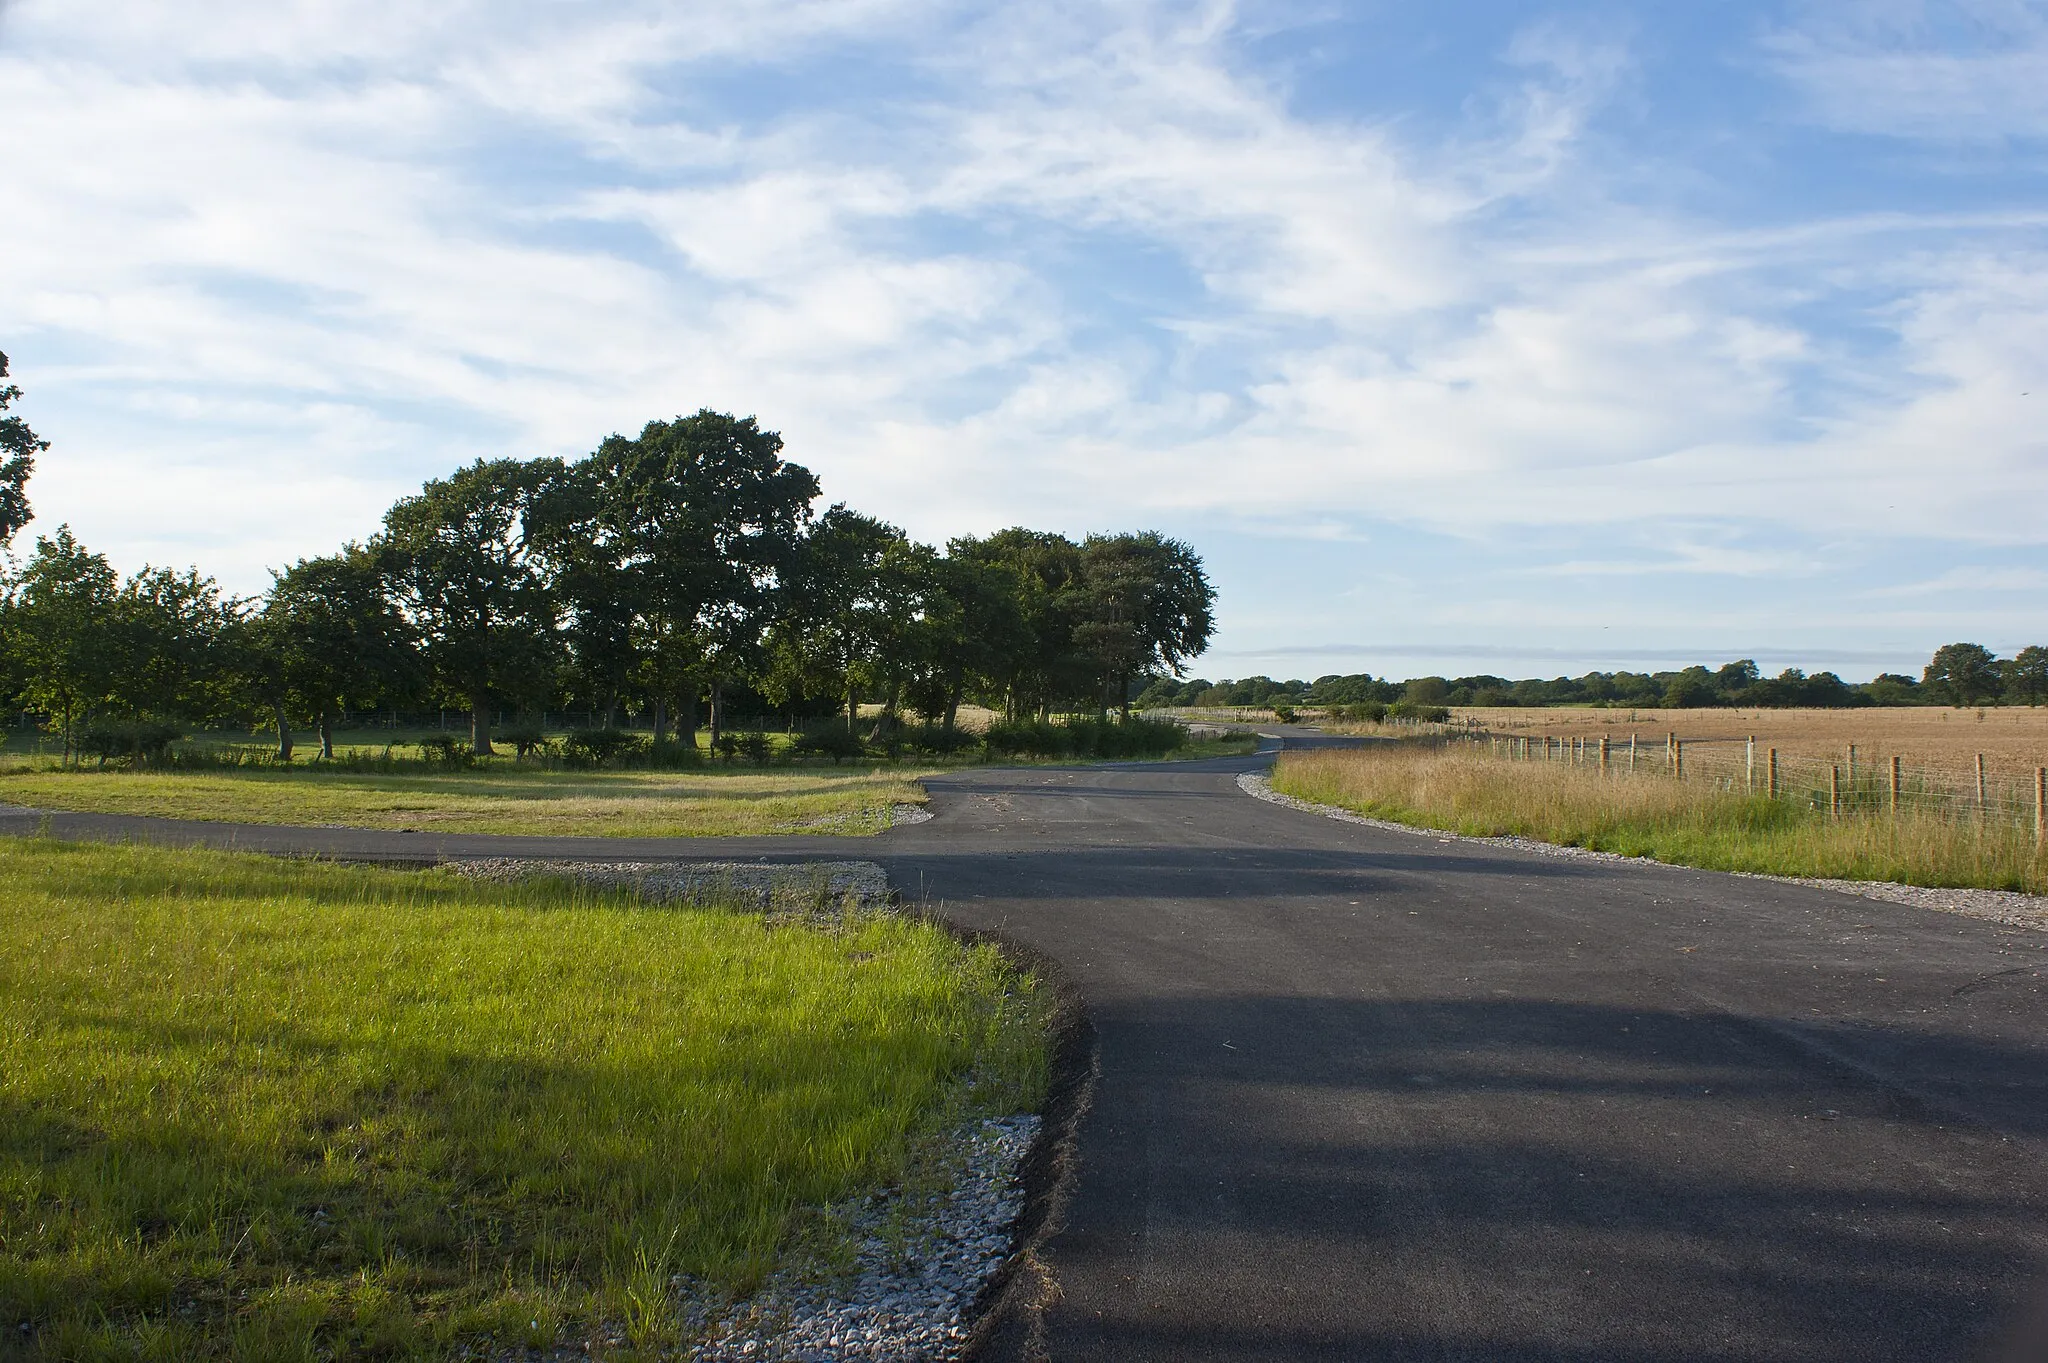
[1457,705,2048,779]
[1272,741,2048,893]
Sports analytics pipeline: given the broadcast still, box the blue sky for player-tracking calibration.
[2,0,2044,682]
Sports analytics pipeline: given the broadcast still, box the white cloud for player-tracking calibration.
[0,0,2042,642]
[1765,0,2048,142]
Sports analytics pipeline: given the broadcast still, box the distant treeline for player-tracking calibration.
[1144,644,2048,711]
[0,403,1216,760]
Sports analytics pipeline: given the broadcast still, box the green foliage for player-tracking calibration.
[1385,701,1451,723]
[416,734,477,768]
[562,727,649,767]
[981,716,1189,759]
[0,350,44,543]
[75,720,182,767]
[497,720,550,757]
[1923,642,2002,706]
[791,724,870,763]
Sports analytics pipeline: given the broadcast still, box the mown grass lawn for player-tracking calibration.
[0,839,1047,1360]
[0,766,927,837]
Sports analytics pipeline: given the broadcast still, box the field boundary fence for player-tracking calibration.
[1458,727,2048,844]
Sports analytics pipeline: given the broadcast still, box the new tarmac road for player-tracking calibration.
[8,740,2048,1361]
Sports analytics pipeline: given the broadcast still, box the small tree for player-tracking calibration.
[380,459,559,755]
[262,548,420,758]
[2004,646,2048,707]
[0,351,46,543]
[1073,532,1216,719]
[3,527,120,762]
[1924,642,2002,706]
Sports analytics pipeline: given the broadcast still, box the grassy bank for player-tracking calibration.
[0,839,1047,1359]
[0,766,926,837]
[1272,744,2048,893]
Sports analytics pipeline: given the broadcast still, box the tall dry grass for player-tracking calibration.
[1273,744,2048,893]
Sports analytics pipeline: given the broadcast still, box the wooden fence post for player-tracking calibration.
[1629,733,1637,774]
[2037,767,2045,849]
[1745,736,1755,791]
[1767,747,1779,800]
[1890,755,1902,815]
[1600,736,1611,776]
[1830,764,1841,816]
[1674,740,1685,781]
[1976,754,1988,814]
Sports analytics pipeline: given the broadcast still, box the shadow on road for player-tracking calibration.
[1033,994,2048,1363]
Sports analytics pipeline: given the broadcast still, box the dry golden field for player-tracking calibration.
[1454,706,2048,785]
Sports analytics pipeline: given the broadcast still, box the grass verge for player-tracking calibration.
[1272,744,2048,893]
[0,839,1047,1359]
[0,767,926,837]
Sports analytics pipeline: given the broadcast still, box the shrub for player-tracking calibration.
[983,716,1189,760]
[1387,701,1451,723]
[417,734,476,768]
[646,738,703,768]
[792,725,869,763]
[76,721,183,768]
[1331,702,1388,724]
[562,728,648,767]
[1271,705,1297,723]
[902,724,980,756]
[712,731,773,764]
[499,721,550,758]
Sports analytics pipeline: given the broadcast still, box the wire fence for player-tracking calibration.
[1460,727,2048,841]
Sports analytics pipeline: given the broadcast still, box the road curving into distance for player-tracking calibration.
[8,733,2048,1361]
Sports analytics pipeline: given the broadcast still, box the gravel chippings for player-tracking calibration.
[686,1116,1039,1362]
[1239,771,2048,934]
[890,803,935,826]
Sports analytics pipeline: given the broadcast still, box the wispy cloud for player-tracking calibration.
[0,0,2042,675]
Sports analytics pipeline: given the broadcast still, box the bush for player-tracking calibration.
[562,728,649,767]
[1271,705,1297,723]
[712,731,773,764]
[791,725,870,764]
[76,721,183,768]
[499,721,550,758]
[982,716,1189,760]
[902,724,980,756]
[1387,701,1450,723]
[417,734,476,768]
[646,738,703,768]
[1332,702,1388,723]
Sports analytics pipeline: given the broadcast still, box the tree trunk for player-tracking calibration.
[944,678,962,734]
[471,691,495,756]
[677,690,698,752]
[1120,671,1132,722]
[272,701,293,764]
[709,681,724,750]
[652,697,669,745]
[318,707,336,760]
[846,689,858,733]
[604,697,618,729]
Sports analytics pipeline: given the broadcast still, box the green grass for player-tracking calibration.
[0,766,927,837]
[0,839,1048,1359]
[1273,744,2048,893]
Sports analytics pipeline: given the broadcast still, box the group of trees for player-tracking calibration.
[1147,646,2048,713]
[0,404,1217,760]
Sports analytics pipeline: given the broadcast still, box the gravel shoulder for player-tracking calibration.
[1238,770,2048,933]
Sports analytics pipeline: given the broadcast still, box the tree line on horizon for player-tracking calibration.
[1147,643,2048,712]
[0,387,1216,761]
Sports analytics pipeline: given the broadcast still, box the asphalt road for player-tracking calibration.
[9,740,2048,1361]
